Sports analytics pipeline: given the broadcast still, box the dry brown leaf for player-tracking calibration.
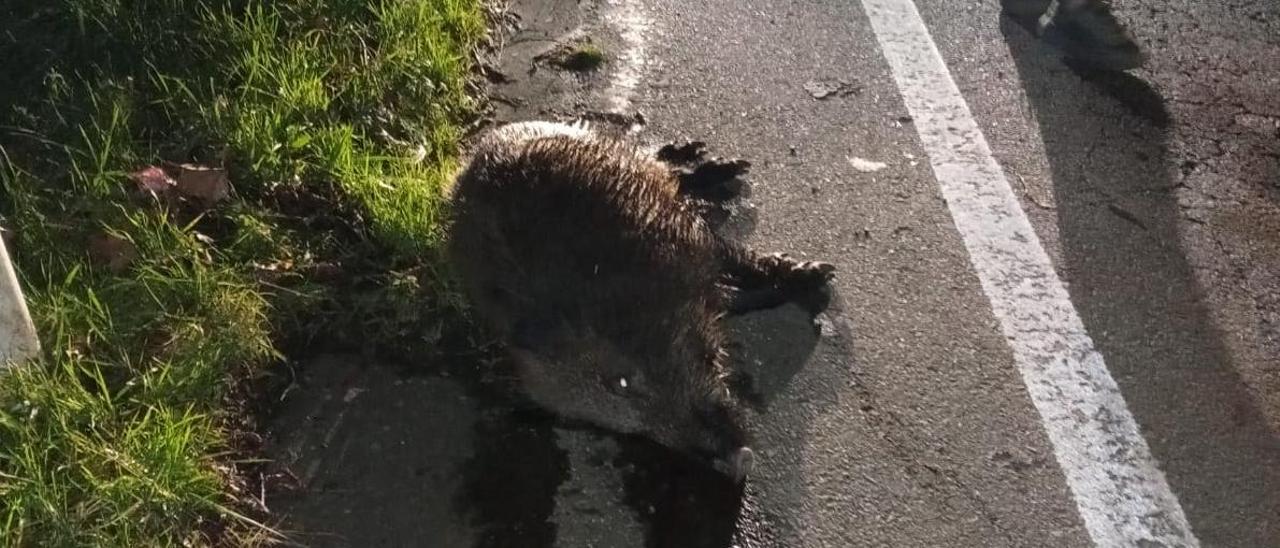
[128,165,177,196]
[803,79,860,100]
[304,261,344,281]
[173,163,231,205]
[87,233,138,273]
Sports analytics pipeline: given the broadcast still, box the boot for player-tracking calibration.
[1038,0,1146,71]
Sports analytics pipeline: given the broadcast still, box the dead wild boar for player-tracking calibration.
[446,121,833,481]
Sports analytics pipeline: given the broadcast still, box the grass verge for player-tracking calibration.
[0,0,486,545]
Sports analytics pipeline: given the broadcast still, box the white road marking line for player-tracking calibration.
[858,1,1199,546]
[602,0,651,114]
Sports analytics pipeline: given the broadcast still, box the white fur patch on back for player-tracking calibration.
[491,120,595,145]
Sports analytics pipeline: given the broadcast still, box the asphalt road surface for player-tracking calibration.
[267,0,1280,546]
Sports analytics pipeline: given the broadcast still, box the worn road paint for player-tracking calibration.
[858,0,1199,545]
[0,236,38,366]
[602,0,651,114]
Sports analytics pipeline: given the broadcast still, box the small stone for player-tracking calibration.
[848,156,888,172]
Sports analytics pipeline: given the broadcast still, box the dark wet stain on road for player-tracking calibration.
[456,404,568,548]
[616,439,745,548]
[614,442,787,548]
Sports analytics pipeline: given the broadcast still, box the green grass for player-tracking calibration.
[0,0,486,545]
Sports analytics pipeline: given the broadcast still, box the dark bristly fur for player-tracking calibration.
[447,122,833,477]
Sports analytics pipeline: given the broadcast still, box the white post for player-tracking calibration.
[0,234,39,366]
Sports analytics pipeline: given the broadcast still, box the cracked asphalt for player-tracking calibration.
[264,0,1280,546]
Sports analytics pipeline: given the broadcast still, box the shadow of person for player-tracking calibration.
[1000,15,1280,546]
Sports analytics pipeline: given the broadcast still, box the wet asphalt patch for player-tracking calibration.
[457,405,568,548]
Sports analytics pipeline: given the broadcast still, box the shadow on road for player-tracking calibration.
[1001,16,1280,546]
[266,152,829,548]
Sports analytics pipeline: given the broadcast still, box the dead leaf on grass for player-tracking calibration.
[172,163,232,205]
[128,166,179,204]
[128,165,177,198]
[87,232,138,273]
